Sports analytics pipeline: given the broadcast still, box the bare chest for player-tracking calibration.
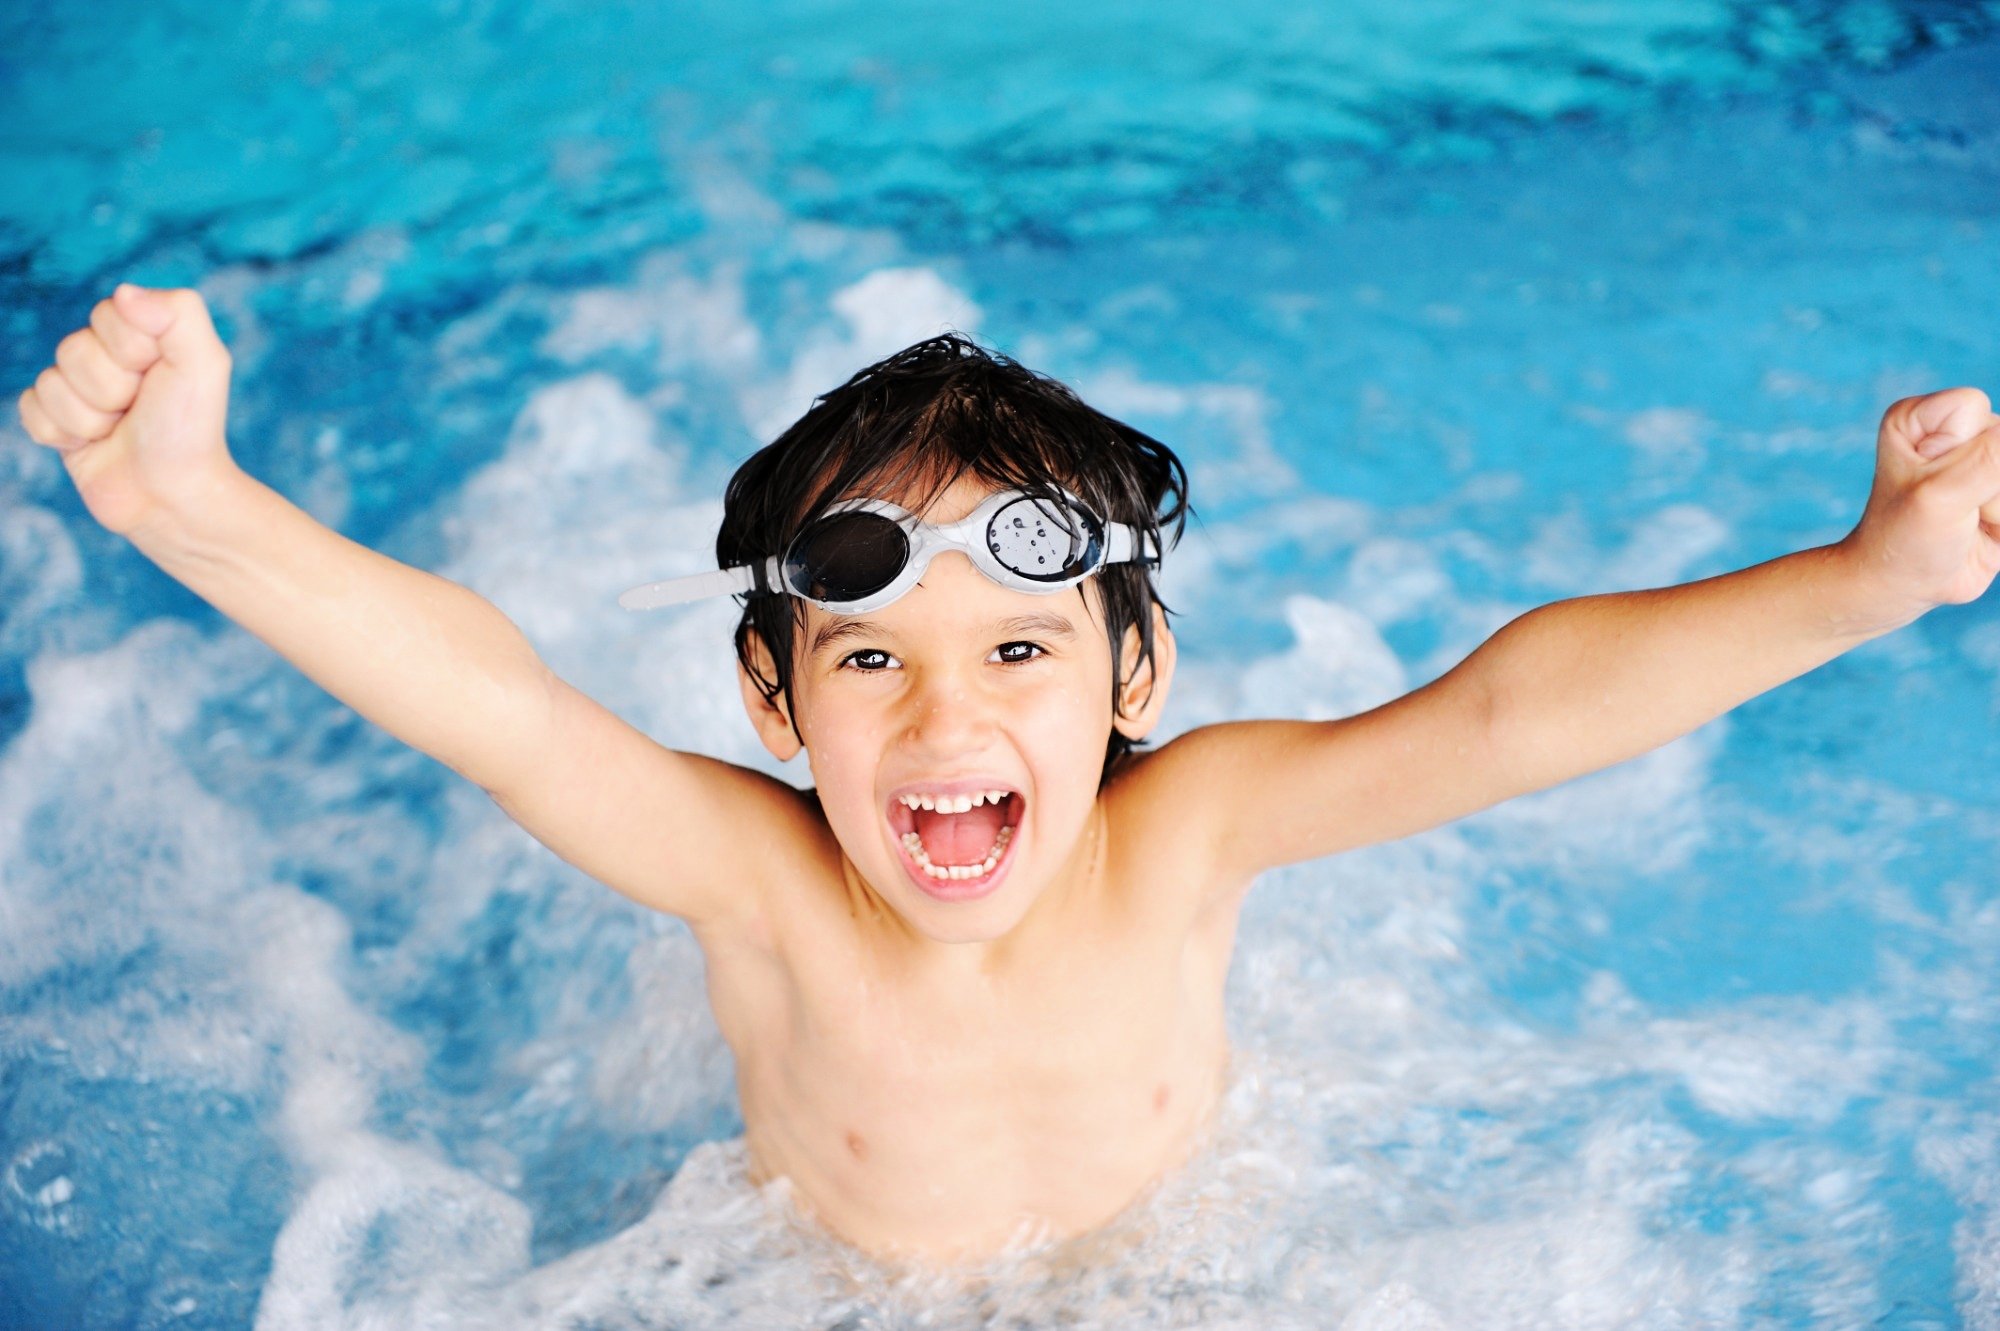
[709,906,1237,1259]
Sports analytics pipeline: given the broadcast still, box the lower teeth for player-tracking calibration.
[902,826,1014,880]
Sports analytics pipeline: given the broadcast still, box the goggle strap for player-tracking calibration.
[1102,520,1159,567]
[617,557,777,611]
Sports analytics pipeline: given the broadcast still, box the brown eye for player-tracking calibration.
[990,642,1045,665]
[842,649,896,672]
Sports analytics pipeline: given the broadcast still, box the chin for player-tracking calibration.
[893,881,1037,946]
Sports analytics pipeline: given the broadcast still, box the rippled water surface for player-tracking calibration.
[3,2,2000,1326]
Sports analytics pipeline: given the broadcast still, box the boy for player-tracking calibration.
[16,282,2000,1262]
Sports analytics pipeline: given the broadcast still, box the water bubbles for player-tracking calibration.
[6,1139,80,1236]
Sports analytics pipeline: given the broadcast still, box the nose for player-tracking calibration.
[899,664,996,760]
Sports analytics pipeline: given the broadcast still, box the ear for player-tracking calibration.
[736,628,804,761]
[1111,603,1176,742]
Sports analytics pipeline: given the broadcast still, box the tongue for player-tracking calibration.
[913,801,1007,865]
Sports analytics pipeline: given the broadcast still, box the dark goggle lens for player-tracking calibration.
[986,496,1102,583]
[783,511,909,603]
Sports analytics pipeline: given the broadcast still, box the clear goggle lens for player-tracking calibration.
[982,494,1099,583]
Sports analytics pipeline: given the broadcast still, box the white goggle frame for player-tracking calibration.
[618,487,1158,615]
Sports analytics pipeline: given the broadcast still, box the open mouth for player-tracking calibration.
[885,785,1026,895]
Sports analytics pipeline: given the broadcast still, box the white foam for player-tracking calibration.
[746,265,985,442]
[13,153,1997,1325]
[257,1139,534,1331]
[1634,999,1896,1123]
[1470,724,1717,877]
[0,501,83,656]
[1081,366,1296,502]
[1601,504,1732,590]
[585,930,732,1132]
[1522,502,1732,594]
[1234,594,1409,721]
[1622,406,1709,459]
[1337,537,1453,627]
[540,252,762,375]
[434,371,778,772]
[1155,492,1374,622]
[1340,1285,1453,1331]
[0,623,266,1057]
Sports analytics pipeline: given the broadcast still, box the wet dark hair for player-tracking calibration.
[718,332,1190,785]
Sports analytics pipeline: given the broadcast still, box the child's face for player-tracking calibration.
[744,474,1167,946]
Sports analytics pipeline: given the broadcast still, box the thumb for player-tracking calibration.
[111,285,231,372]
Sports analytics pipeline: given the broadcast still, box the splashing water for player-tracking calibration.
[3,1,2000,1326]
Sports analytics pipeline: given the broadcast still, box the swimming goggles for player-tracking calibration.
[618,487,1159,615]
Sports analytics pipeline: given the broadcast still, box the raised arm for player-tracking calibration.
[1479,388,1998,797]
[1155,387,2000,890]
[16,284,814,932]
[1474,543,1887,796]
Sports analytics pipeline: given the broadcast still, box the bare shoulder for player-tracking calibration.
[1094,727,1266,920]
[1098,725,1251,839]
[1101,663,1503,897]
[1097,721,1314,852]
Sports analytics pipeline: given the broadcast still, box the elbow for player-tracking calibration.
[1465,611,1539,802]
[1472,668,1526,804]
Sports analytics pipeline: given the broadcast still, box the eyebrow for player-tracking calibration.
[808,611,1079,658]
[810,619,888,657]
[996,612,1080,641]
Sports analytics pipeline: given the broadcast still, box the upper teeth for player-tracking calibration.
[898,789,1010,813]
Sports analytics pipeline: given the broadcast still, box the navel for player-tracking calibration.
[845,1130,869,1162]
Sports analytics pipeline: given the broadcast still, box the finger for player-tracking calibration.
[1904,387,1994,459]
[1915,410,2000,462]
[111,284,231,373]
[90,292,163,374]
[1916,409,2000,462]
[32,366,119,443]
[17,386,84,450]
[54,328,143,414]
[1924,420,2000,515]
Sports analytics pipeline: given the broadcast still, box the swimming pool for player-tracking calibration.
[3,0,1999,1324]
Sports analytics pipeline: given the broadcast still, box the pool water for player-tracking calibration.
[3,1,1999,1326]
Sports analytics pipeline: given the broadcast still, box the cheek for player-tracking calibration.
[1023,669,1117,769]
[801,720,873,791]
[793,695,893,833]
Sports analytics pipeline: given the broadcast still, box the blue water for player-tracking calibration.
[4,2,1999,1326]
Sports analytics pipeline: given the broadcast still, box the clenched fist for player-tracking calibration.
[1840,387,2000,624]
[16,284,238,537]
